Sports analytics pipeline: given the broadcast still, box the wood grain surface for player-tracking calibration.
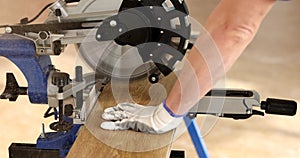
[68,73,179,158]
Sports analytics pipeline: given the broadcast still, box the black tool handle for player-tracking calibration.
[261,98,297,116]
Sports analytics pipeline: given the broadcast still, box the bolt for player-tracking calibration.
[97,34,101,39]
[40,123,46,139]
[74,113,80,119]
[118,28,123,32]
[246,109,252,114]
[150,6,153,9]
[150,53,153,57]
[157,43,161,46]
[151,77,156,82]
[158,17,161,21]
[38,31,49,40]
[160,30,164,34]
[110,20,117,27]
[188,113,197,119]
[5,27,12,33]
[57,17,61,23]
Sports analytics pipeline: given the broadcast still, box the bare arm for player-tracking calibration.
[101,0,278,134]
[166,0,276,115]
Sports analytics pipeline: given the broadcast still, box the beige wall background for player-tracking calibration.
[0,0,299,158]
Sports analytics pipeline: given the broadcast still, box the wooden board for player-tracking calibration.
[68,74,178,158]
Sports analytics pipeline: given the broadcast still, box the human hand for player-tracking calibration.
[100,102,184,134]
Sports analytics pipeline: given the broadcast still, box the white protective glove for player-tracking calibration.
[100,101,184,134]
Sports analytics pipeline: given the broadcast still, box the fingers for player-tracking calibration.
[102,103,145,121]
[101,118,156,134]
[117,103,145,112]
[100,103,165,133]
[101,119,140,131]
[102,110,129,120]
[100,102,182,134]
[103,106,121,113]
[104,103,143,113]
[101,121,128,130]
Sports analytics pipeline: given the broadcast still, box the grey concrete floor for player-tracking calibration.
[0,0,300,158]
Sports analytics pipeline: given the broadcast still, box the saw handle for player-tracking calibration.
[261,98,297,116]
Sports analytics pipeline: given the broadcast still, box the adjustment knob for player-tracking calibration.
[0,73,27,101]
[261,98,297,116]
[51,72,70,88]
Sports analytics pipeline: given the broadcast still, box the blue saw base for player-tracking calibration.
[37,124,82,158]
[0,34,52,104]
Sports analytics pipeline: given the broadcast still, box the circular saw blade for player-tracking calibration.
[78,30,156,79]
[74,0,226,153]
[77,0,192,79]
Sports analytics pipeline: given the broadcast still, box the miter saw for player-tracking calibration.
[0,0,297,158]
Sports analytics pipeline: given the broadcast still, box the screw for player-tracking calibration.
[150,53,153,57]
[151,77,156,82]
[150,6,153,9]
[5,27,12,33]
[158,17,161,21]
[110,20,117,27]
[118,28,123,32]
[97,34,101,39]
